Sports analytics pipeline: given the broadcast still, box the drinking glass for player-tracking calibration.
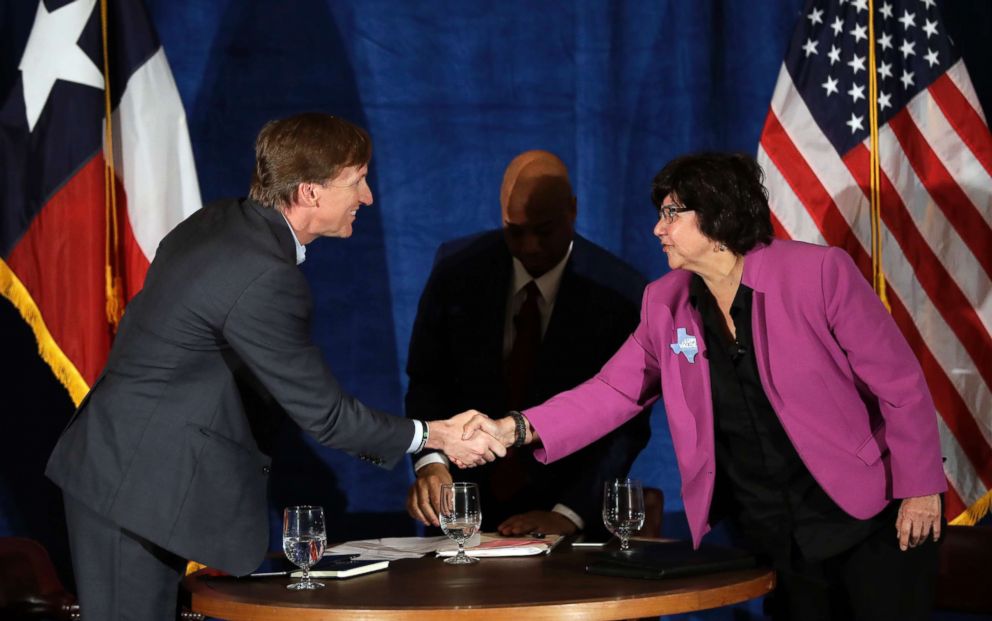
[439,482,482,565]
[602,478,645,552]
[282,505,327,590]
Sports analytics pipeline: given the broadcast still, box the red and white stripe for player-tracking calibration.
[757,60,992,520]
[106,46,202,297]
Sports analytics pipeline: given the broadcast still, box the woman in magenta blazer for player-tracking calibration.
[464,153,945,620]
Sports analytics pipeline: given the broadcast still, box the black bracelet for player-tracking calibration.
[417,421,430,453]
[508,410,526,448]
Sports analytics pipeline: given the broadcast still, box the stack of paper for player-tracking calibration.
[327,534,479,561]
[436,534,562,558]
[327,533,561,560]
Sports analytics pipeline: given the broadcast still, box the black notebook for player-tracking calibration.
[292,559,388,579]
[585,540,757,580]
[251,556,389,580]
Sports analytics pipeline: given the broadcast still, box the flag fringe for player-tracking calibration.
[950,489,992,526]
[0,258,89,407]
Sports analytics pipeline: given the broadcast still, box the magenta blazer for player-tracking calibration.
[524,239,946,548]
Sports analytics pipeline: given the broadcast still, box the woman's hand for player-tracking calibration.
[895,494,941,551]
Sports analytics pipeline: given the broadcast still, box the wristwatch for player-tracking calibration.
[508,410,527,448]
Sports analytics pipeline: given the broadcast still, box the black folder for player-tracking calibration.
[585,540,757,580]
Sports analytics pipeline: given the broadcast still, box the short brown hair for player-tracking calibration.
[248,113,371,209]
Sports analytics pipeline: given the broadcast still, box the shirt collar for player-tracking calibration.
[280,213,306,265]
[689,273,752,316]
[510,241,573,303]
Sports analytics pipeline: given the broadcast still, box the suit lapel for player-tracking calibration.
[484,244,513,385]
[247,199,297,265]
[539,257,580,359]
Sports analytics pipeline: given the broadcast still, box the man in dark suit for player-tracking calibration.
[45,113,504,621]
[405,150,651,538]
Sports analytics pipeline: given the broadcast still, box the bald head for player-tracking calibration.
[500,150,577,278]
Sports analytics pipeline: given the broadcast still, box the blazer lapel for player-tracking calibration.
[670,303,712,466]
[742,242,783,410]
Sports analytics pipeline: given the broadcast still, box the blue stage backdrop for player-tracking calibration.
[1,2,990,617]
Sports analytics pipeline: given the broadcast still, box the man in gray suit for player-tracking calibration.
[45,113,504,621]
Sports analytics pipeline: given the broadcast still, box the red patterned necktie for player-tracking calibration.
[505,280,541,411]
[493,280,542,502]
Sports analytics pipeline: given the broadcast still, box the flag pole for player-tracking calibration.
[866,0,890,311]
[100,0,123,330]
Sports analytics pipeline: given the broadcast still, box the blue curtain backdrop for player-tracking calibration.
[1,1,990,617]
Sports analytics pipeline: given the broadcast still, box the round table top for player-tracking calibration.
[184,544,774,621]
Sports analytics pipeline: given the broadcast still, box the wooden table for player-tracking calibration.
[184,543,774,620]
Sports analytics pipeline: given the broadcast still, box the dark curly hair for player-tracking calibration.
[651,152,773,255]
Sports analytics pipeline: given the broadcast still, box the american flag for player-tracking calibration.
[757,0,991,523]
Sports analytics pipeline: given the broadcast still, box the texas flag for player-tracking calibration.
[1,0,200,405]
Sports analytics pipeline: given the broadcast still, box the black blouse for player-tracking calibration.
[689,275,892,561]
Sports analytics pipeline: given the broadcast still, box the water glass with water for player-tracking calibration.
[439,482,482,565]
[602,478,645,551]
[283,505,327,590]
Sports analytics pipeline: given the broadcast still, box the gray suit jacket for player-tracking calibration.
[46,198,414,575]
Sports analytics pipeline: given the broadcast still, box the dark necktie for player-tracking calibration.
[505,280,542,411]
[493,281,542,502]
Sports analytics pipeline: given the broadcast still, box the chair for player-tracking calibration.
[636,487,665,538]
[0,537,78,620]
[935,524,992,614]
[0,537,203,621]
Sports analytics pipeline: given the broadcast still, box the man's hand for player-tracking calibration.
[406,463,452,527]
[497,511,578,536]
[895,493,941,551]
[460,411,518,448]
[426,411,506,468]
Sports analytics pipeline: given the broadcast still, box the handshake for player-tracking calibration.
[424,410,534,468]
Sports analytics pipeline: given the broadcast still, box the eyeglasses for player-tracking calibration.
[657,203,694,224]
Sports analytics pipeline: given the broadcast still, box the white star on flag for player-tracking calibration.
[877,91,892,111]
[846,113,864,133]
[822,75,840,96]
[878,61,893,80]
[831,16,844,36]
[848,53,866,74]
[879,2,894,19]
[878,32,893,51]
[828,45,842,65]
[924,48,939,67]
[848,82,866,103]
[900,69,915,89]
[852,0,868,14]
[808,7,824,26]
[18,0,104,132]
[923,19,938,38]
[900,39,916,58]
[921,0,936,9]
[851,23,868,43]
[802,38,819,57]
[899,9,916,30]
